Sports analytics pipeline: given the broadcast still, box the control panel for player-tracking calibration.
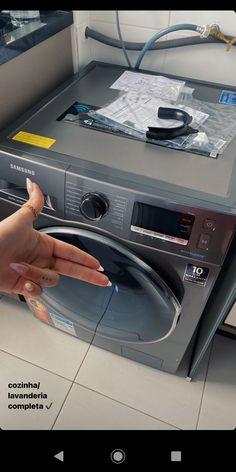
[65,168,235,266]
[0,149,234,267]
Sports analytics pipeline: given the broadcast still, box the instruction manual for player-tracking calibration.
[110,70,186,101]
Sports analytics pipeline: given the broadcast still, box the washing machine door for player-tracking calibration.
[39,227,181,344]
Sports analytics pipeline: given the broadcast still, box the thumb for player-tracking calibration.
[17,178,45,224]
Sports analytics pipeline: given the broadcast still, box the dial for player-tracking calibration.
[80,193,109,221]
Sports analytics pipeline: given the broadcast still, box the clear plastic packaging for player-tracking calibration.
[175,94,236,157]
[88,89,236,158]
[57,68,236,159]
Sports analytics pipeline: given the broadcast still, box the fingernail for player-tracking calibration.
[107,281,112,287]
[24,282,34,292]
[26,177,33,195]
[9,263,29,275]
[98,265,104,272]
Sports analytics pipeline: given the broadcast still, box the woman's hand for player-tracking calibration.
[0,178,111,298]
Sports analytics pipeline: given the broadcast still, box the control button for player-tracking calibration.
[110,449,126,464]
[171,451,182,462]
[203,219,216,231]
[80,193,109,221]
[54,451,64,462]
[179,224,191,233]
[198,233,211,250]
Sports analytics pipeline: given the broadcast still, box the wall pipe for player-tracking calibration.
[85,26,236,53]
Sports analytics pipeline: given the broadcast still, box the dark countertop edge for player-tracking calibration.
[0,11,73,65]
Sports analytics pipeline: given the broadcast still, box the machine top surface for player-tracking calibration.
[1,61,236,214]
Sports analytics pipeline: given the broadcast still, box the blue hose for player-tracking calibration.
[135,23,200,69]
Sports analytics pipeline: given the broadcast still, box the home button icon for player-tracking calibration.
[110,449,126,464]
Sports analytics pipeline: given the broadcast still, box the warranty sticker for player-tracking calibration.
[183,264,209,286]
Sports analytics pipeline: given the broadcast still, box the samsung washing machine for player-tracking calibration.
[0,61,235,375]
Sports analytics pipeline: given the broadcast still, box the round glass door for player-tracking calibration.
[39,227,181,344]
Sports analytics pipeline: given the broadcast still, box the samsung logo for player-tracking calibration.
[10,164,35,176]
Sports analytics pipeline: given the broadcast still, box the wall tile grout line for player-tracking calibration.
[161,11,171,73]
[90,20,170,34]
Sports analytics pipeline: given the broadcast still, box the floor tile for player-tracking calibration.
[0,350,71,430]
[53,383,178,430]
[75,344,210,430]
[197,334,236,430]
[0,296,89,380]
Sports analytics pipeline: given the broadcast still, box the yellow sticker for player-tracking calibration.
[12,131,56,149]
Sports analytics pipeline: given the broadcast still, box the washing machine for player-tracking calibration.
[0,61,235,375]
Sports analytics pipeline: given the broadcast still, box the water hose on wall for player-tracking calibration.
[134,23,202,69]
[85,25,236,69]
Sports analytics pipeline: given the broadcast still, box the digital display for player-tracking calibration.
[131,202,195,244]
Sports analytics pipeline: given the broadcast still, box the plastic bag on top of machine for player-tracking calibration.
[174,93,236,158]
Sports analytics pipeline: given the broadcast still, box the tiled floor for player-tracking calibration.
[0,294,235,430]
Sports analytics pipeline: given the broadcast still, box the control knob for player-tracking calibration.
[79,193,109,221]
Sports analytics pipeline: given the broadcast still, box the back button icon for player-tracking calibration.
[54,451,64,462]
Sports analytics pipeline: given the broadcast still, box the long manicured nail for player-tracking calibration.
[9,263,29,275]
[107,281,112,287]
[24,282,34,292]
[98,265,104,272]
[26,177,33,195]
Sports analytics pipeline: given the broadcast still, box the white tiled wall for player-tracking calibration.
[73,10,236,85]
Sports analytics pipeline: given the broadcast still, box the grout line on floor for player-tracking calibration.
[0,347,77,383]
[71,340,94,382]
[73,381,182,430]
[195,336,215,430]
[50,382,74,430]
[50,343,92,430]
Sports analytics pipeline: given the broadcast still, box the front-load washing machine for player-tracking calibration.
[0,61,235,375]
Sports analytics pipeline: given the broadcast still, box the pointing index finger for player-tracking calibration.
[52,237,101,270]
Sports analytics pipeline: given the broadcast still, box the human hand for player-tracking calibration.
[0,178,111,298]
